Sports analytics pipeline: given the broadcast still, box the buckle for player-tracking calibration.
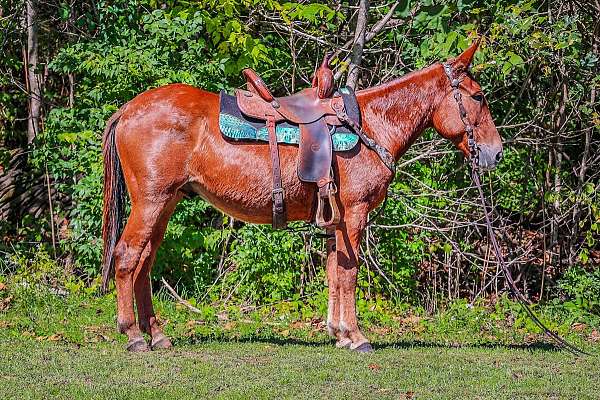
[272,187,284,200]
[328,181,338,195]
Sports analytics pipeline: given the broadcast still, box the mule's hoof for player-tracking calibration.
[352,342,374,353]
[335,338,352,349]
[151,333,172,350]
[126,337,149,352]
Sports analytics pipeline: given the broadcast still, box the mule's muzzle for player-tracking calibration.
[476,144,503,171]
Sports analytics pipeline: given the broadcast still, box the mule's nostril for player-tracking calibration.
[495,151,503,162]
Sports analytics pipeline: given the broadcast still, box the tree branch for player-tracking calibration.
[161,278,202,314]
[345,0,369,89]
[334,1,400,82]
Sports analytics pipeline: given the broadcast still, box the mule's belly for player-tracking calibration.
[187,118,316,224]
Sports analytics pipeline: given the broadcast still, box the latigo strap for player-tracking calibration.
[266,117,286,229]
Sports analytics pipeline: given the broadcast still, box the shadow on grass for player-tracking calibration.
[174,335,564,353]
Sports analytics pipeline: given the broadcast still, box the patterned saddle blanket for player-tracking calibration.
[219,91,359,152]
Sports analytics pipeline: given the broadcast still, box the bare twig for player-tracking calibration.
[161,277,202,314]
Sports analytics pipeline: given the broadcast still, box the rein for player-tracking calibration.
[442,62,588,356]
[335,108,396,175]
[333,92,395,228]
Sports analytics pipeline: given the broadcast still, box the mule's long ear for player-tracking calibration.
[450,38,480,73]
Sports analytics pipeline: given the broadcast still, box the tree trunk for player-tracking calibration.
[345,0,369,89]
[569,18,598,265]
[26,0,42,144]
[550,79,567,268]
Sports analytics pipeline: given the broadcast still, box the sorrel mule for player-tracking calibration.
[101,41,502,352]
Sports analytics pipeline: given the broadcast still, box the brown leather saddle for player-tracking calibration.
[234,55,356,229]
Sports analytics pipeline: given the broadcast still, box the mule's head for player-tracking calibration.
[432,40,503,170]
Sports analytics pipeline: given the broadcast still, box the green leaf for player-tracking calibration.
[443,243,452,254]
[506,51,524,66]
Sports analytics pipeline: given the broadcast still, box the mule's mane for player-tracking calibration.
[357,62,441,97]
[356,63,444,160]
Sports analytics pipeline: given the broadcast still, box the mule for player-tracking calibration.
[101,41,502,352]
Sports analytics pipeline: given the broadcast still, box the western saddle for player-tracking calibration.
[235,54,360,229]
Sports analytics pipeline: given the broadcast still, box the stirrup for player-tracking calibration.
[315,179,340,228]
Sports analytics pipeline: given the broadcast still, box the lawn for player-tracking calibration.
[1,335,599,399]
[1,286,599,399]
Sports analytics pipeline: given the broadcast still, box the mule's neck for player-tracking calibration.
[356,63,445,160]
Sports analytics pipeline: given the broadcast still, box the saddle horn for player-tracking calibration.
[312,53,334,99]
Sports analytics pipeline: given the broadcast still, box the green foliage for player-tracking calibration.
[153,199,222,293]
[493,147,541,214]
[558,267,600,314]
[226,225,309,302]
[7,247,98,297]
[1,0,598,313]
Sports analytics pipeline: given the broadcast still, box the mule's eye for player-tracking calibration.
[471,94,484,102]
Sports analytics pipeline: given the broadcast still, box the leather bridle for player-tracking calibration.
[442,62,479,162]
[335,107,396,174]
[442,62,588,356]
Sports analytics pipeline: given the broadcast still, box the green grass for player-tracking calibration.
[1,284,600,399]
[1,336,599,399]
[0,280,600,399]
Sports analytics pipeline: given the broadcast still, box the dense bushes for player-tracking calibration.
[0,0,598,312]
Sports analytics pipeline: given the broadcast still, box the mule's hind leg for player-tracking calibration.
[114,200,170,352]
[133,196,181,350]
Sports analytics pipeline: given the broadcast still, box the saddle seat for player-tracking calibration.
[240,69,344,125]
[232,56,358,229]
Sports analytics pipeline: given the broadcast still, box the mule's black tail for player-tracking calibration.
[101,108,127,293]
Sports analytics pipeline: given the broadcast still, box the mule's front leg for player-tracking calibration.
[325,231,352,348]
[336,214,372,352]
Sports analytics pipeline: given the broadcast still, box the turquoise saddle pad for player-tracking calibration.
[219,92,359,152]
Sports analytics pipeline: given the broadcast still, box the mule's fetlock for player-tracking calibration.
[326,320,339,338]
[138,315,158,335]
[117,319,136,334]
